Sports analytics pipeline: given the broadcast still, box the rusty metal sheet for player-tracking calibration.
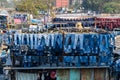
[94,69,106,80]
[81,69,93,80]
[70,69,80,80]
[57,69,69,80]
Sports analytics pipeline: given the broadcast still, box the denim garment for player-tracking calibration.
[26,34,29,45]
[99,55,108,65]
[54,33,63,50]
[83,34,91,54]
[99,34,105,52]
[64,56,72,66]
[91,34,99,54]
[14,34,18,45]
[108,34,115,48]
[34,34,38,49]
[45,34,51,47]
[2,34,8,44]
[22,34,28,45]
[99,34,108,53]
[64,34,74,54]
[15,34,21,45]
[89,56,97,65]
[116,59,120,71]
[51,34,55,48]
[37,34,42,46]
[71,56,79,66]
[18,34,22,45]
[30,34,34,49]
[7,35,12,44]
[79,56,88,65]
[21,34,24,45]
[74,34,84,54]
[78,34,84,50]
[23,56,32,67]
[73,34,78,50]
[37,34,46,51]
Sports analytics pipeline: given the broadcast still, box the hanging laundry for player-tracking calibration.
[89,56,97,65]
[34,34,38,49]
[91,34,99,54]
[37,34,46,52]
[83,34,91,54]
[79,56,88,66]
[64,34,75,54]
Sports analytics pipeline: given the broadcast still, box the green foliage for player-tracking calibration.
[82,0,120,13]
[15,0,48,15]
[104,2,120,13]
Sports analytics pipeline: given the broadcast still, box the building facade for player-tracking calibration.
[56,0,69,8]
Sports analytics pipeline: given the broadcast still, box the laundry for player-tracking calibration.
[91,34,99,54]
[33,34,38,49]
[95,18,120,30]
[64,34,75,54]
[30,34,34,49]
[54,33,63,53]
[89,56,97,65]
[79,56,88,66]
[83,34,91,54]
[6,32,115,67]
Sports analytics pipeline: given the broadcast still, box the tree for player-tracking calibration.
[15,0,48,15]
[82,0,111,12]
[103,2,120,13]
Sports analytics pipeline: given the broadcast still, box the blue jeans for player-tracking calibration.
[54,33,63,51]
[30,34,34,49]
[34,34,38,49]
[23,56,32,67]
[79,56,88,66]
[89,56,97,65]
[37,37,45,50]
[83,34,91,54]
[14,34,18,45]
[99,34,109,53]
[91,34,99,54]
[64,34,74,54]
[75,34,84,54]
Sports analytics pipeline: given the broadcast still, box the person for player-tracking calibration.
[45,71,56,80]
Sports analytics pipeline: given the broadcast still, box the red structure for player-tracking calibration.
[95,18,120,30]
[56,0,69,8]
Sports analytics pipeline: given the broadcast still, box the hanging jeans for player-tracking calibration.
[64,56,72,66]
[23,55,32,67]
[21,34,24,45]
[7,35,12,44]
[99,34,108,53]
[72,34,78,50]
[64,34,74,54]
[22,34,28,45]
[14,34,18,45]
[37,35,46,55]
[26,34,29,46]
[108,34,115,49]
[79,56,88,66]
[91,34,99,54]
[99,55,108,66]
[30,34,34,49]
[54,34,63,53]
[75,34,84,54]
[83,34,91,54]
[89,56,97,66]
[34,34,38,49]
[18,34,22,45]
[45,34,51,47]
